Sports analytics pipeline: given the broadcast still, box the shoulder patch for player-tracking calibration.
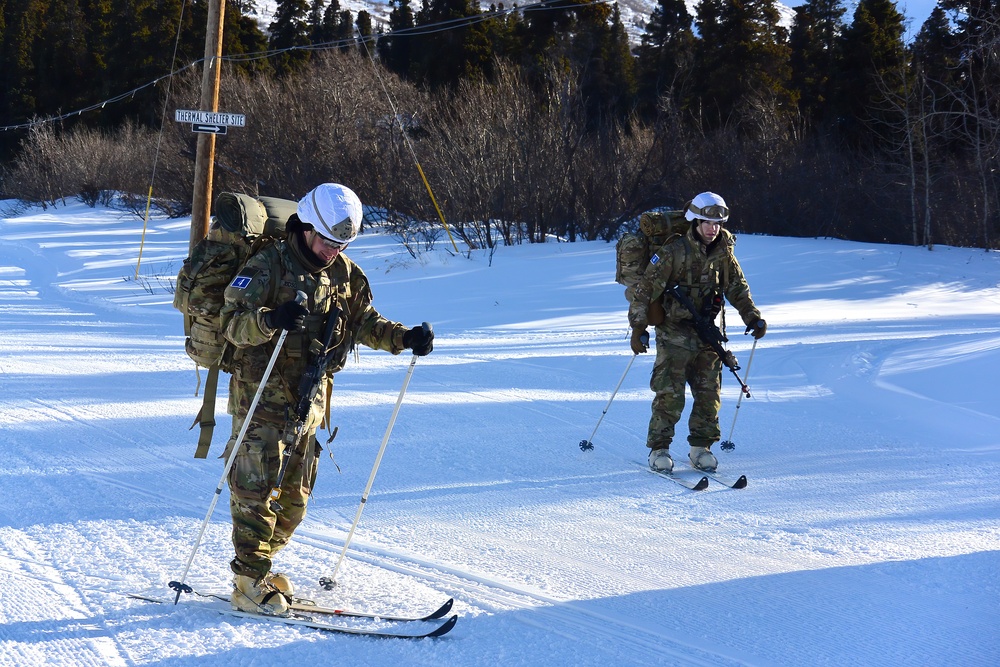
[229,267,259,290]
[650,254,660,265]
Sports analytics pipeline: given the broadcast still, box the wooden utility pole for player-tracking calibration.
[189,0,226,254]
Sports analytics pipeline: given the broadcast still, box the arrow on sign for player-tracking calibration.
[191,124,227,135]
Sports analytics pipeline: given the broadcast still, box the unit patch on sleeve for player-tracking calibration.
[229,267,259,290]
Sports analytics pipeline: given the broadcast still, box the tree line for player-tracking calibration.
[0,0,997,249]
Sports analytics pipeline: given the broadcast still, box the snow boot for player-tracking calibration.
[265,572,295,598]
[231,574,290,616]
[689,446,718,472]
[648,448,674,473]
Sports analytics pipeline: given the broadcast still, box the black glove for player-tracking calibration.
[403,322,434,356]
[745,319,767,339]
[630,328,650,354]
[265,299,309,332]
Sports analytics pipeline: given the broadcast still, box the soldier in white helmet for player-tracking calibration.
[628,192,766,475]
[219,183,434,615]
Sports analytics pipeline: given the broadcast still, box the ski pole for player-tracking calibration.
[169,291,305,604]
[319,324,426,590]
[719,337,758,452]
[579,333,647,452]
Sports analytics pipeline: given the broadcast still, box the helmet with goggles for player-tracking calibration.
[684,192,730,223]
[296,183,363,245]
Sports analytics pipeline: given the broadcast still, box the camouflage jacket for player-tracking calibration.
[628,227,760,344]
[221,238,406,426]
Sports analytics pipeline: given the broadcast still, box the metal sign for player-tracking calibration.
[175,109,246,127]
[191,124,227,135]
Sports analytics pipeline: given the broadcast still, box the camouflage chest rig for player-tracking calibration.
[656,227,735,330]
[230,239,359,433]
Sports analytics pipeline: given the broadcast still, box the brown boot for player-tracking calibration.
[265,572,295,597]
[648,448,674,472]
[689,446,718,472]
[231,574,290,616]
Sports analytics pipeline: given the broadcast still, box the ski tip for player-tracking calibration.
[731,475,748,489]
[425,598,455,620]
[427,614,459,638]
[693,476,710,491]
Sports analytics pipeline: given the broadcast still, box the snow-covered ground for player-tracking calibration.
[0,200,997,666]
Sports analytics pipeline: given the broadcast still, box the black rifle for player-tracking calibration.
[666,285,751,398]
[269,302,343,511]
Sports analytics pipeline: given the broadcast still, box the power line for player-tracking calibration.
[0,0,608,133]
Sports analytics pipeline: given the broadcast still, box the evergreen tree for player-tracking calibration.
[0,0,266,144]
[316,0,341,46]
[184,0,272,77]
[379,0,416,78]
[356,10,374,53]
[100,0,196,126]
[788,0,847,129]
[269,0,311,76]
[911,5,958,91]
[603,4,637,120]
[80,0,114,102]
[909,7,959,155]
[832,0,907,148]
[692,0,794,131]
[1,0,48,125]
[335,10,354,52]
[0,1,6,128]
[938,0,1000,120]
[572,2,636,126]
[411,0,493,87]
[481,3,522,62]
[636,0,696,118]
[34,0,88,113]
[518,0,578,75]
[308,0,326,43]
[226,5,271,76]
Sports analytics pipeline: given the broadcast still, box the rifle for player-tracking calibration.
[269,302,343,511]
[666,285,751,398]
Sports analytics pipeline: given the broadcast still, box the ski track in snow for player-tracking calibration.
[1,201,999,666]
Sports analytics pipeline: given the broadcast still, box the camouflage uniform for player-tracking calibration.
[220,236,407,579]
[628,226,760,452]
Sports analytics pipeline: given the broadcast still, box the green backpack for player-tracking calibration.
[615,210,688,324]
[173,192,298,457]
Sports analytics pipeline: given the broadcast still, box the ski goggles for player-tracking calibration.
[317,233,349,250]
[687,202,729,222]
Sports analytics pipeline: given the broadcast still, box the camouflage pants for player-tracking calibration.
[226,416,320,579]
[647,331,722,451]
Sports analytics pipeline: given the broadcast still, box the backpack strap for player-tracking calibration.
[191,364,221,458]
[190,240,280,459]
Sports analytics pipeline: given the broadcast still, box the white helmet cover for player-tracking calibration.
[296,183,363,244]
[684,191,730,223]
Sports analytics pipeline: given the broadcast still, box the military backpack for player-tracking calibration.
[173,192,298,456]
[614,210,689,325]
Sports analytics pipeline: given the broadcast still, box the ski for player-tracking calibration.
[223,606,458,639]
[703,469,748,489]
[673,462,748,489]
[644,466,709,491]
[286,596,454,622]
[132,589,458,639]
